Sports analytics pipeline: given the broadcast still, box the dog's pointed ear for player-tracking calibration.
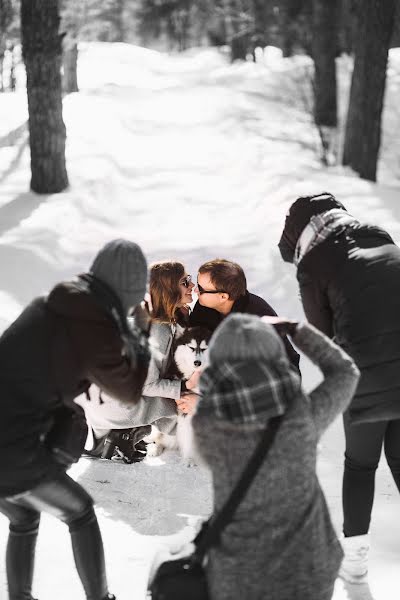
[175,324,186,339]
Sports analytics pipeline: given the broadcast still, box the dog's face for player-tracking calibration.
[173,327,211,380]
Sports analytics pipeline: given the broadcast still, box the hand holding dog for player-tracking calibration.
[176,392,199,415]
[185,368,201,391]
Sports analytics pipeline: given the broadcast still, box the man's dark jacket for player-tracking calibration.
[0,280,146,497]
[189,291,300,371]
[280,207,400,424]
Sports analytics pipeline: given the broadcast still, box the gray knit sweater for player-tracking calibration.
[192,323,360,600]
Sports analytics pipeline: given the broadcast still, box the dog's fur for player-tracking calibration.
[165,326,211,382]
[145,326,211,460]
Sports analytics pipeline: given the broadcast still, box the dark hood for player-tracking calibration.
[278,193,347,263]
[47,278,108,322]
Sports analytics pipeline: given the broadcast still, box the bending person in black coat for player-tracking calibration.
[0,239,151,600]
[278,192,400,584]
[182,259,299,416]
[189,259,300,367]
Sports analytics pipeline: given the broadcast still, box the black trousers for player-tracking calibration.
[0,472,109,600]
[342,413,400,536]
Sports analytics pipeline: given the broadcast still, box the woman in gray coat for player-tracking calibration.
[81,260,199,457]
[192,313,360,600]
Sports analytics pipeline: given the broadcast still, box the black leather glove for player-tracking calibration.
[260,316,298,338]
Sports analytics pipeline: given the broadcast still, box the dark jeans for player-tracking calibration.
[342,413,400,536]
[0,472,109,600]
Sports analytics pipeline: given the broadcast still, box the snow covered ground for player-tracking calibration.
[1,42,400,600]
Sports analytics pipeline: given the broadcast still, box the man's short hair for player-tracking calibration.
[198,259,247,301]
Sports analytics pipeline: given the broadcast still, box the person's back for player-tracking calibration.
[0,296,63,495]
[192,314,359,600]
[194,400,334,599]
[297,222,400,423]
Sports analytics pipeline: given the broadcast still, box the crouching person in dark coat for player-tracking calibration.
[278,193,400,583]
[0,239,151,600]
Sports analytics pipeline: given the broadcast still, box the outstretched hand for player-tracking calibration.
[261,316,298,338]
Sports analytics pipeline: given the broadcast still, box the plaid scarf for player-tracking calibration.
[197,359,301,425]
[294,209,359,267]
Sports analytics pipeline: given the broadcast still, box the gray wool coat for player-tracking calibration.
[78,322,179,436]
[192,323,360,600]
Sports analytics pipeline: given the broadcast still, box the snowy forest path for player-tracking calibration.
[1,44,400,600]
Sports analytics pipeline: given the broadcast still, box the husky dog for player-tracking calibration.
[166,326,211,386]
[145,327,211,459]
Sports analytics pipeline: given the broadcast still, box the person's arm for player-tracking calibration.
[141,323,181,400]
[142,356,181,399]
[298,270,334,338]
[79,320,149,405]
[292,322,360,436]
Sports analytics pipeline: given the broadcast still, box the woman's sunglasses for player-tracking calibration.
[197,281,226,295]
[180,275,192,288]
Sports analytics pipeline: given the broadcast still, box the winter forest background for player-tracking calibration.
[1,1,400,599]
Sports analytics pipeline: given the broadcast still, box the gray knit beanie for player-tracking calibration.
[197,313,300,424]
[90,239,147,314]
[209,313,289,367]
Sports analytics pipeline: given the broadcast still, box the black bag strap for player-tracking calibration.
[193,414,282,561]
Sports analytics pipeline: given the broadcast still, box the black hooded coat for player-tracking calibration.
[0,239,149,497]
[279,194,400,424]
[0,281,148,497]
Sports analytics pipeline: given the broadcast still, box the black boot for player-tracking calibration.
[7,524,39,600]
[69,507,109,600]
[82,428,108,458]
[102,426,151,463]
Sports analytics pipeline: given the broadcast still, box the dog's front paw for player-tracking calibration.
[146,442,164,457]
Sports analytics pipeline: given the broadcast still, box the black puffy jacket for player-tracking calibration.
[0,279,147,497]
[279,200,400,423]
[190,291,300,372]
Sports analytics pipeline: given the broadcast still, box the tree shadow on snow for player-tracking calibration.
[0,132,29,185]
[0,192,45,236]
[0,242,82,321]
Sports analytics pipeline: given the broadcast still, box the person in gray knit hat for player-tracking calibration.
[0,238,151,600]
[191,313,360,600]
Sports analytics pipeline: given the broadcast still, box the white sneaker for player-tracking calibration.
[339,534,370,584]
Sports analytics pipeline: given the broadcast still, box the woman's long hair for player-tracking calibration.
[150,261,185,323]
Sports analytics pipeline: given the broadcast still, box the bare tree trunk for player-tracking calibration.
[21,0,68,193]
[63,40,78,94]
[252,0,268,50]
[312,0,338,127]
[342,0,395,181]
[115,0,125,42]
[0,51,3,92]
